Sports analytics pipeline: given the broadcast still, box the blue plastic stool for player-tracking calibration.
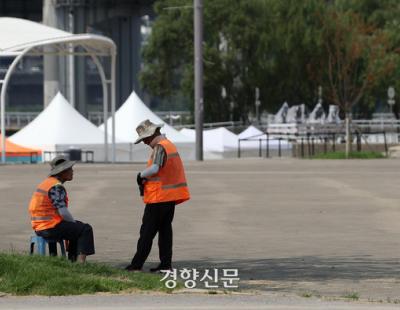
[30,235,66,257]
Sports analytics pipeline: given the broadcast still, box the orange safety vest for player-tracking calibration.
[28,177,67,231]
[144,139,190,205]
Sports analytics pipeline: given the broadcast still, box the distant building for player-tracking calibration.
[0,0,155,116]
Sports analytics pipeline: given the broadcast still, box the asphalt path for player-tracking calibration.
[0,158,400,307]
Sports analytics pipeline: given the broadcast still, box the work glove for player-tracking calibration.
[137,172,145,196]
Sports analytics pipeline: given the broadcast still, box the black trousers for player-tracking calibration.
[130,202,175,269]
[36,220,95,261]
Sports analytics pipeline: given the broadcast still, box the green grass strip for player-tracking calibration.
[311,151,385,159]
[0,253,174,296]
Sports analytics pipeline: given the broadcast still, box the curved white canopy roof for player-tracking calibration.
[0,17,117,163]
[0,17,115,55]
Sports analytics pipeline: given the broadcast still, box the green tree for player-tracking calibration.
[141,0,327,122]
[141,0,273,122]
[317,8,397,156]
[333,0,400,117]
[140,0,400,126]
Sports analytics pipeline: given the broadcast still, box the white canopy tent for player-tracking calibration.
[181,127,238,152]
[237,125,266,149]
[99,91,195,161]
[0,17,117,163]
[238,125,264,139]
[9,92,114,147]
[99,91,193,143]
[238,125,291,149]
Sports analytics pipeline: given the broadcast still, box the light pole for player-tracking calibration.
[255,87,261,124]
[388,86,395,116]
[194,0,203,161]
[318,85,323,105]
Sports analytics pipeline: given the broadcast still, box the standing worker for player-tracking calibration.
[29,155,95,262]
[126,119,190,272]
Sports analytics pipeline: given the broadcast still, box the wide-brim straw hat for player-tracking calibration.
[134,119,164,144]
[48,155,75,176]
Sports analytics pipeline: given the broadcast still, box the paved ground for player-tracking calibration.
[0,158,400,308]
[1,293,400,310]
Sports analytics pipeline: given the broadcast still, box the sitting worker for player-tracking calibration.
[28,155,94,263]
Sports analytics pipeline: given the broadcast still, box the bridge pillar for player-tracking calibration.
[42,0,60,108]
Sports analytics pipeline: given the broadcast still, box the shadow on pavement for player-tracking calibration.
[172,256,400,282]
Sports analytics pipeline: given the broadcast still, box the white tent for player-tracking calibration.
[181,127,238,153]
[238,125,291,150]
[238,125,266,149]
[100,91,193,143]
[0,17,117,163]
[100,91,195,161]
[9,93,122,161]
[238,125,264,139]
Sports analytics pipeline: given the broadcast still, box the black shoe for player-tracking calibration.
[125,264,142,272]
[150,265,172,273]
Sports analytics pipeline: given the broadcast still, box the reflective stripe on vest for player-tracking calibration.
[147,176,161,181]
[162,182,188,190]
[144,139,190,205]
[167,152,180,159]
[31,216,53,221]
[28,177,66,231]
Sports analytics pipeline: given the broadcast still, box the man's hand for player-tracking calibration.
[137,173,145,186]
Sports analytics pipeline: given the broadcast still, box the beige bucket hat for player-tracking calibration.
[134,119,164,144]
[49,155,75,176]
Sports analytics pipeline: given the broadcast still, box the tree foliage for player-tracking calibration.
[318,9,397,114]
[140,0,400,122]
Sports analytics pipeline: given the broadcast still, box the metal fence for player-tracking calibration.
[87,110,193,127]
[43,150,94,163]
[4,112,39,130]
[289,131,391,158]
[238,134,292,158]
[174,121,243,130]
[238,127,398,159]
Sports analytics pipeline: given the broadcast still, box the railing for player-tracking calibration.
[43,150,94,163]
[155,111,191,126]
[238,134,291,158]
[4,112,40,129]
[87,110,193,127]
[174,121,243,130]
[238,123,400,158]
[5,110,241,131]
[288,131,391,158]
[266,130,395,158]
[5,151,40,163]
